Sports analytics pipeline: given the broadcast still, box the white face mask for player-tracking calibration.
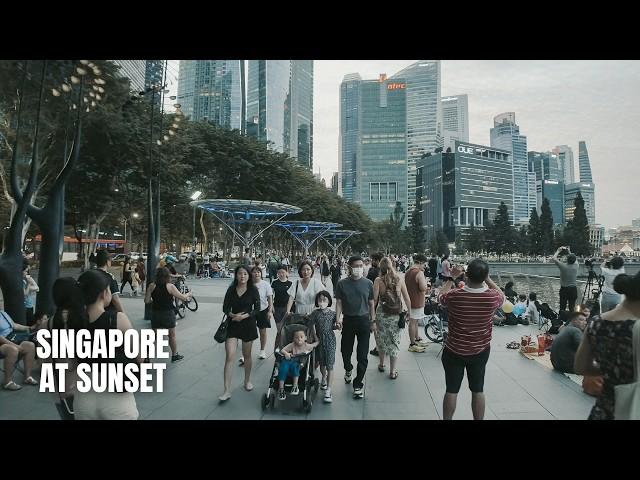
[318,300,329,310]
[351,267,364,278]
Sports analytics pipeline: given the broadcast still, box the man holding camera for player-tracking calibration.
[552,246,579,312]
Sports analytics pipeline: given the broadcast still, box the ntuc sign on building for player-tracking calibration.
[387,83,405,90]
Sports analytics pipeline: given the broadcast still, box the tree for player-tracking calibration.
[517,225,529,256]
[489,202,514,259]
[539,197,555,255]
[467,225,486,255]
[410,206,425,253]
[527,207,541,255]
[564,191,591,256]
[435,229,450,257]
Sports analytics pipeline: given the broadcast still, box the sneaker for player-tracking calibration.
[353,386,364,399]
[278,389,286,400]
[408,344,426,353]
[171,353,184,363]
[323,390,333,403]
[369,347,379,356]
[258,350,267,360]
[321,377,328,390]
[291,385,300,395]
[415,338,429,347]
[344,370,353,384]
[238,357,245,366]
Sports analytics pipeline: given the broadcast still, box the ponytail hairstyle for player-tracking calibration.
[77,269,112,306]
[613,271,640,301]
[379,257,399,292]
[52,277,87,330]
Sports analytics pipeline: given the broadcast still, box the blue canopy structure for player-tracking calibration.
[274,220,342,258]
[321,229,361,256]
[190,199,302,248]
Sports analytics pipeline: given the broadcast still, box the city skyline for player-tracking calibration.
[167,60,640,230]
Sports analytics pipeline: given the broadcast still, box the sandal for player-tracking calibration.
[506,341,520,349]
[24,376,38,386]
[378,364,385,372]
[390,371,399,380]
[3,381,22,391]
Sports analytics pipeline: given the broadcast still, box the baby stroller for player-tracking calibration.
[540,303,560,333]
[261,313,320,414]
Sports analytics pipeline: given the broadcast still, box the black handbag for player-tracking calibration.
[214,315,230,343]
[290,281,299,314]
[398,311,407,329]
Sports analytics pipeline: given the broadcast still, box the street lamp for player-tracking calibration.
[122,212,140,254]
[191,191,203,249]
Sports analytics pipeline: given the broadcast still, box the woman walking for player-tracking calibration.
[250,266,274,361]
[320,254,331,287]
[219,265,261,401]
[330,258,342,297]
[136,258,146,294]
[120,256,135,295]
[144,267,191,363]
[286,261,325,316]
[372,257,412,379]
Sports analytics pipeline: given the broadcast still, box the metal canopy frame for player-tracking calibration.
[275,220,342,257]
[322,229,361,256]
[190,199,302,249]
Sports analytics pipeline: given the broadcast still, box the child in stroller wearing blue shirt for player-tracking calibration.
[278,330,318,400]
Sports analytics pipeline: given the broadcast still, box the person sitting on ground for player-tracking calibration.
[512,294,528,318]
[523,293,541,327]
[600,256,625,313]
[0,306,39,390]
[277,329,319,400]
[504,281,518,303]
[550,311,587,374]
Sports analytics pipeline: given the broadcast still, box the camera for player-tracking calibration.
[585,258,596,268]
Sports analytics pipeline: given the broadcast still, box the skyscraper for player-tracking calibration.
[177,60,242,130]
[442,94,469,150]
[565,182,595,225]
[528,151,562,183]
[552,145,575,184]
[578,140,593,183]
[338,73,362,201]
[490,112,536,224]
[390,61,442,216]
[246,60,314,169]
[113,60,146,92]
[339,73,408,225]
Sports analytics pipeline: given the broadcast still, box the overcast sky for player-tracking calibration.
[170,60,640,230]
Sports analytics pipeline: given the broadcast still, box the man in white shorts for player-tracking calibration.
[404,254,430,352]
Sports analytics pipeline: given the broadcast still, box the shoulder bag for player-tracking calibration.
[214,314,230,344]
[614,319,640,420]
[290,281,299,314]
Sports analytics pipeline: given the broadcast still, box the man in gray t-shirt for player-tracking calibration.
[335,256,375,399]
[552,246,579,312]
[550,311,587,373]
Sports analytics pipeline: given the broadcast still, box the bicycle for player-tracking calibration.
[423,297,448,344]
[174,276,199,318]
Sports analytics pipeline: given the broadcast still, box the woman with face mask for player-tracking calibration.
[309,290,337,403]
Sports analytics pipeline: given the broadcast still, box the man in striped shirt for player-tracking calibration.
[438,258,504,420]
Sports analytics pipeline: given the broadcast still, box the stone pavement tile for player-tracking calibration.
[135,391,181,412]
[363,401,440,420]
[488,400,552,416]
[364,369,430,403]
[428,387,499,420]
[305,396,365,420]
[205,390,264,420]
[497,411,556,420]
[144,394,219,420]
[514,378,593,419]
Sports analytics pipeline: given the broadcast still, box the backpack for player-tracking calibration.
[381,280,402,315]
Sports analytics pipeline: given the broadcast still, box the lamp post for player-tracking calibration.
[191,190,203,249]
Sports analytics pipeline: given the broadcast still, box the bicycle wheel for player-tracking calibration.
[424,316,443,343]
[176,303,186,319]
[185,296,198,312]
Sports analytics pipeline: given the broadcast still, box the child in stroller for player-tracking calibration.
[261,313,320,413]
[277,329,318,400]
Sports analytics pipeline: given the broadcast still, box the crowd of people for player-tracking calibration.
[1,245,638,421]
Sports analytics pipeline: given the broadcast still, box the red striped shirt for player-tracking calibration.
[439,286,504,356]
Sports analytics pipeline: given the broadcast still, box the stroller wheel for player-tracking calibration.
[261,393,269,411]
[304,399,313,414]
[270,393,276,409]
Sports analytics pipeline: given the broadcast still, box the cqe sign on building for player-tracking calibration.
[387,83,406,90]
[457,145,486,155]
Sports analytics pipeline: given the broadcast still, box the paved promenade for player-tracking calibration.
[0,274,595,420]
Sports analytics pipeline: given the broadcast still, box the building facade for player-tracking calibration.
[113,60,147,92]
[330,172,339,194]
[552,145,575,184]
[536,179,565,225]
[565,182,596,225]
[578,140,593,183]
[177,60,242,130]
[246,60,314,169]
[490,112,536,224]
[338,73,362,200]
[390,61,442,216]
[589,225,605,254]
[442,94,469,151]
[416,141,514,244]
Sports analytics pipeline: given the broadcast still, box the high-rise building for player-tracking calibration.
[552,145,575,184]
[490,112,536,224]
[145,60,164,89]
[338,74,408,225]
[113,60,147,92]
[536,179,565,225]
[330,172,339,194]
[246,60,314,169]
[590,225,605,254]
[390,61,442,216]
[338,73,362,201]
[565,182,595,225]
[578,140,593,183]
[417,141,513,243]
[442,94,469,150]
[528,151,562,183]
[176,60,242,130]
[633,218,640,228]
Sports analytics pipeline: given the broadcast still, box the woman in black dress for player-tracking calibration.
[219,265,261,401]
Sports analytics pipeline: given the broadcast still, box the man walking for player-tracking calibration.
[404,254,430,352]
[428,254,438,285]
[551,246,579,312]
[335,256,375,399]
[438,259,504,420]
